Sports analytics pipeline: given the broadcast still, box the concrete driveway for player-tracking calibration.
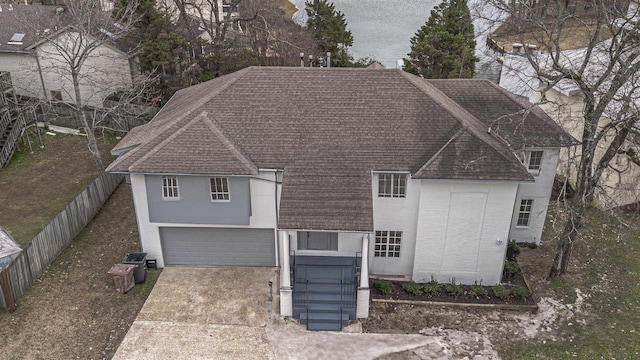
[114,267,498,359]
[113,266,278,360]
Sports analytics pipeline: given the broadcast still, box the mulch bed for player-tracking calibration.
[370,272,535,306]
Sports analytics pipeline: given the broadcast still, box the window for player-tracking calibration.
[374,231,402,257]
[297,232,338,251]
[50,90,62,101]
[210,177,230,201]
[162,176,179,199]
[527,151,543,171]
[517,199,533,227]
[378,173,406,198]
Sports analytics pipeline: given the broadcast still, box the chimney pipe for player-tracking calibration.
[525,44,537,56]
[326,52,331,68]
[511,43,522,54]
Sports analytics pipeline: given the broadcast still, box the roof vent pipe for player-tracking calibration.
[300,52,304,67]
[525,44,537,56]
[512,43,522,54]
[326,52,331,68]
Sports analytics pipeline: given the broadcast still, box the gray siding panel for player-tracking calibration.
[147,175,251,225]
[160,227,275,266]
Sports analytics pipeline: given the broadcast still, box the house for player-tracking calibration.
[499,40,640,209]
[0,4,137,108]
[106,66,574,329]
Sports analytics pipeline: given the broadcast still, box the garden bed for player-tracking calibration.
[369,243,536,308]
[370,273,535,308]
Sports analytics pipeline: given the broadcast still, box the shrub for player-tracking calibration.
[468,281,488,298]
[402,282,423,295]
[504,261,521,275]
[513,287,532,300]
[372,280,393,295]
[444,278,463,297]
[423,277,441,296]
[506,240,520,261]
[492,285,510,300]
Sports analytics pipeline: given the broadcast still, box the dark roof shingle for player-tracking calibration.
[108,67,575,231]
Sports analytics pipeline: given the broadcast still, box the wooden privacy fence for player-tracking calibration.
[0,172,123,310]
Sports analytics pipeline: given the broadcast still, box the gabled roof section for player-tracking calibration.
[114,111,258,175]
[402,73,533,181]
[430,78,578,148]
[278,167,373,232]
[107,68,251,172]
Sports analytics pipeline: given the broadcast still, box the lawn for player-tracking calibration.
[502,205,640,359]
[0,130,117,246]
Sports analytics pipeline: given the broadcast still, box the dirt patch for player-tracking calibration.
[0,185,157,360]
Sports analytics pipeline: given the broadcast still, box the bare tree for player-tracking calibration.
[241,0,318,66]
[23,0,148,173]
[478,0,640,277]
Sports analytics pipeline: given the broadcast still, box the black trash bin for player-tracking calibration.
[123,252,147,284]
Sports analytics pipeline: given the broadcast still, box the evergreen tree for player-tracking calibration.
[305,0,354,67]
[403,0,477,78]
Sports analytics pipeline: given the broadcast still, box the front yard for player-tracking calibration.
[363,204,640,359]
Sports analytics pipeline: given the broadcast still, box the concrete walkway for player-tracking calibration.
[113,267,495,360]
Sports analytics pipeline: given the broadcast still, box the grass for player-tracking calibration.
[501,207,640,359]
[0,130,116,247]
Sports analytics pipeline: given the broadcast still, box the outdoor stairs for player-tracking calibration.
[292,256,358,331]
[0,108,20,169]
[0,72,26,169]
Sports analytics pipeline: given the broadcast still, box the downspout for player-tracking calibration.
[274,170,279,267]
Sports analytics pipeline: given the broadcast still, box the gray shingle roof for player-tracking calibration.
[108,67,574,231]
[0,4,72,52]
[430,79,578,148]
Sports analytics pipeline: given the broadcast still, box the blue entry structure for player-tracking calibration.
[291,255,360,331]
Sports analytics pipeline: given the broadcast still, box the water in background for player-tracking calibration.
[289,0,503,82]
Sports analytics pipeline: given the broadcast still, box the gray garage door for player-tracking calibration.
[161,227,276,266]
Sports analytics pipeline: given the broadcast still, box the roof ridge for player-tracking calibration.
[401,72,530,176]
[158,66,252,124]
[201,111,258,175]
[486,80,579,146]
[414,128,465,176]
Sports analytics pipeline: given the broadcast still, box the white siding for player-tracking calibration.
[36,31,132,107]
[0,53,43,98]
[369,173,420,277]
[412,181,518,285]
[509,148,560,244]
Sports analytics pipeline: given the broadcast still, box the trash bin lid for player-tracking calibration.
[108,263,135,275]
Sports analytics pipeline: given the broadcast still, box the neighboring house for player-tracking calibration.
[156,0,242,43]
[106,67,574,330]
[0,4,136,108]
[499,40,640,209]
